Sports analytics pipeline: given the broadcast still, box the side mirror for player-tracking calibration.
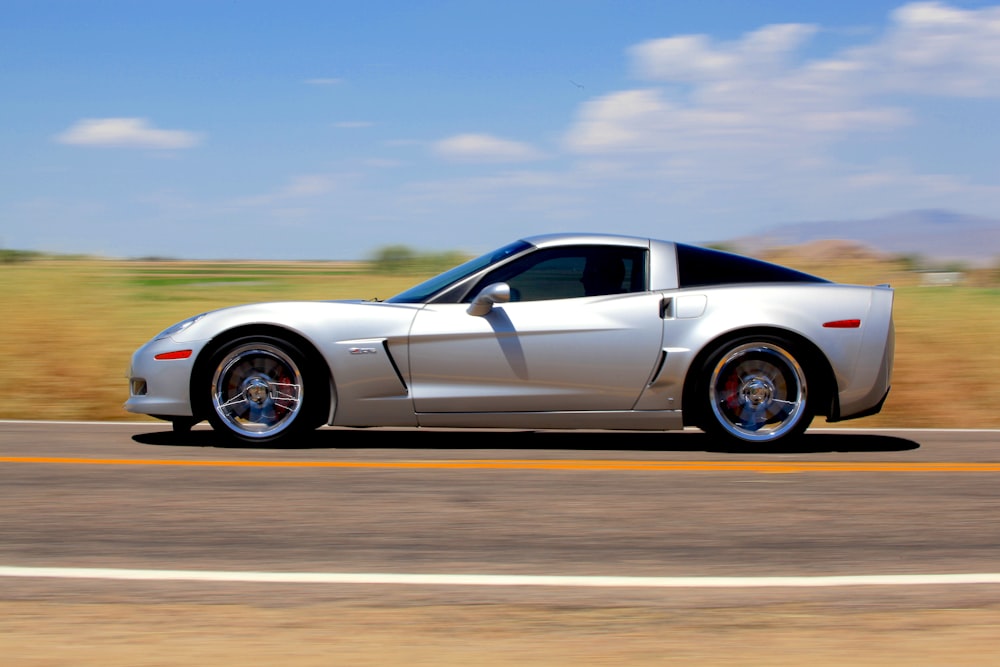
[467,282,511,316]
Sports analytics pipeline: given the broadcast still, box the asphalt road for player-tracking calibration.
[3,421,1000,666]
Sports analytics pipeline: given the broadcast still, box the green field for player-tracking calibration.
[3,254,998,428]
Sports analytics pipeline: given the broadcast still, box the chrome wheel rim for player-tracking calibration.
[211,343,303,438]
[709,343,806,442]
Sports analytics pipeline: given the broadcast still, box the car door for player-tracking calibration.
[406,245,665,413]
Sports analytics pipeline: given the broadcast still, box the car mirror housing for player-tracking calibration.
[467,282,511,316]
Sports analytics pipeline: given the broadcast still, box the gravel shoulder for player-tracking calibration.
[4,599,1000,666]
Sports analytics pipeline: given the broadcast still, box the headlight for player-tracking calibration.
[154,314,206,340]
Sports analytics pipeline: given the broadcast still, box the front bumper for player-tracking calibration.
[124,336,210,418]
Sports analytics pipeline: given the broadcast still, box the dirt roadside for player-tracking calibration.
[3,600,1000,666]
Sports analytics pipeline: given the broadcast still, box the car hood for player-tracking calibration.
[166,299,424,346]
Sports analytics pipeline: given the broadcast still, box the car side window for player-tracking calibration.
[471,246,647,302]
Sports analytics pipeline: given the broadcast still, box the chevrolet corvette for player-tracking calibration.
[125,233,894,447]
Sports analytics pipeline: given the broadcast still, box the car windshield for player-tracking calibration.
[385,239,533,303]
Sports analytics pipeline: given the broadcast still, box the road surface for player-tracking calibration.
[2,421,999,666]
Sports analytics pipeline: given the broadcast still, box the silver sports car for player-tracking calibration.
[125,233,894,447]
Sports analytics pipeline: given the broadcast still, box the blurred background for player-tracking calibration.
[1,0,998,426]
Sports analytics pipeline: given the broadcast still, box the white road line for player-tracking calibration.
[2,566,1000,588]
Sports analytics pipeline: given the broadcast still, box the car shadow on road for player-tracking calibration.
[132,427,920,455]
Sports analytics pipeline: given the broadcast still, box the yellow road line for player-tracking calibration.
[3,457,1000,473]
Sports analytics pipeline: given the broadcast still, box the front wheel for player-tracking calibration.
[699,338,812,445]
[202,336,325,445]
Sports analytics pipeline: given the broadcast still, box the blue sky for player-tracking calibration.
[2,0,999,260]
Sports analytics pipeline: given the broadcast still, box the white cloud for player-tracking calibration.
[342,2,1000,251]
[55,118,201,149]
[631,23,818,81]
[565,90,676,153]
[433,133,546,163]
[567,0,1000,158]
[869,1,1000,96]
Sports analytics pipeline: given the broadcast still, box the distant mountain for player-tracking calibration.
[732,210,1000,266]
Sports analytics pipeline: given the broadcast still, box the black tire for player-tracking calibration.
[170,417,198,433]
[200,336,327,445]
[698,337,812,446]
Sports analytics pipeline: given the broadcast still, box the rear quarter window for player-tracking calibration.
[676,244,829,288]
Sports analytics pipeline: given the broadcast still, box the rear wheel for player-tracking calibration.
[699,338,812,445]
[202,336,325,445]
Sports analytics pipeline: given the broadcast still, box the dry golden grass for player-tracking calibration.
[1,259,418,422]
[761,245,1000,429]
[2,253,998,428]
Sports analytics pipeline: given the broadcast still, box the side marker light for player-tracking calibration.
[823,319,861,329]
[154,350,193,360]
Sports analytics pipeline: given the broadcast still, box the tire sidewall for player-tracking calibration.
[200,335,320,446]
[698,335,812,446]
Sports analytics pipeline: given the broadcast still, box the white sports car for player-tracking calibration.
[126,233,894,447]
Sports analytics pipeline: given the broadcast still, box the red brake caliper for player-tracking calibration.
[724,372,741,411]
